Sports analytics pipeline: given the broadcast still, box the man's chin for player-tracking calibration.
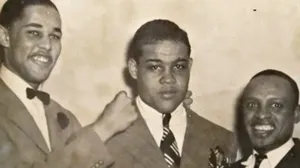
[156,103,180,114]
[251,136,276,151]
[26,74,50,85]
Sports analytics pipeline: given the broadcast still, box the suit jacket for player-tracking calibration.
[106,107,237,168]
[0,79,113,168]
[230,138,300,168]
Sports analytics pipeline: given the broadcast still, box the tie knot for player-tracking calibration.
[26,87,50,105]
[162,113,171,126]
[255,153,267,162]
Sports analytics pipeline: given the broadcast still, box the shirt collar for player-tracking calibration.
[0,65,43,100]
[241,138,294,167]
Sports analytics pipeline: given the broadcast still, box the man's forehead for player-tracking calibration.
[143,40,187,52]
[17,5,61,28]
[244,75,294,98]
[141,40,189,61]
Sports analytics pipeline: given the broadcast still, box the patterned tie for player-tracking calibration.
[26,87,50,105]
[160,113,181,168]
[254,153,267,168]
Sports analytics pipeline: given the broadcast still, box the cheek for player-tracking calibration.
[175,72,190,84]
[243,111,254,124]
[275,114,294,129]
[52,40,61,51]
[51,42,61,60]
[12,42,31,61]
[137,72,158,90]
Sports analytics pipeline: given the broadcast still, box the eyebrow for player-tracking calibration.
[175,58,189,62]
[146,59,162,63]
[54,27,62,34]
[145,58,189,63]
[23,23,62,34]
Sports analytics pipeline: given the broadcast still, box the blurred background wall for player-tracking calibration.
[1,0,300,136]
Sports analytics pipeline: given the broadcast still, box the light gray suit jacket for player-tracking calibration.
[106,107,238,168]
[0,79,113,168]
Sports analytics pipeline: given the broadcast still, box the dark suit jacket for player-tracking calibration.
[0,79,113,168]
[106,107,238,168]
[230,138,300,168]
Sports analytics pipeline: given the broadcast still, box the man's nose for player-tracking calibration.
[160,69,176,84]
[255,107,271,119]
[38,37,52,51]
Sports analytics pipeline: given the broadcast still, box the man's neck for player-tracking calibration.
[2,64,40,89]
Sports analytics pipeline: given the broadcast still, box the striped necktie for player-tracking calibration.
[160,113,181,168]
[254,154,267,168]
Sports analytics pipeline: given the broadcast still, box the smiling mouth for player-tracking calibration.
[254,125,275,131]
[252,124,275,136]
[30,55,52,65]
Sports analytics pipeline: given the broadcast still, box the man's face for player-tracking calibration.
[129,40,192,113]
[242,75,300,153]
[4,5,62,85]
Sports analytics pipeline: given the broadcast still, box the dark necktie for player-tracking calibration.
[254,153,267,168]
[26,87,50,105]
[160,113,181,168]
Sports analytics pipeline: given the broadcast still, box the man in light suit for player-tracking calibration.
[231,69,300,168]
[106,19,237,168]
[0,0,138,168]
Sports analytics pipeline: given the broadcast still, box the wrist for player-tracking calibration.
[91,122,113,143]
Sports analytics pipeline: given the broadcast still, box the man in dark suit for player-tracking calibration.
[0,0,138,168]
[106,19,238,168]
[231,69,300,168]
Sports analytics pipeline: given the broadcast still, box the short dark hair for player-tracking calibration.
[250,69,299,105]
[0,0,58,29]
[127,19,191,62]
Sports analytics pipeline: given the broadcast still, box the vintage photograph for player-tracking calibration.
[0,0,299,167]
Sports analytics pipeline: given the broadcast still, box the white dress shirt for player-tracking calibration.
[0,66,51,150]
[241,138,294,168]
[136,96,187,155]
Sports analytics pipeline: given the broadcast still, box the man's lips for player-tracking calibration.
[159,90,177,99]
[250,122,275,136]
[253,125,275,131]
[29,54,52,65]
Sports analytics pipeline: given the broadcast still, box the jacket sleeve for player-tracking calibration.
[43,111,114,168]
[0,113,114,168]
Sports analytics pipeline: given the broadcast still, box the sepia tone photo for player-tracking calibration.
[0,0,300,168]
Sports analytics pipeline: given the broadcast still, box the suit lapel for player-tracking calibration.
[0,79,49,153]
[180,108,199,168]
[44,103,63,151]
[275,138,300,168]
[115,110,169,168]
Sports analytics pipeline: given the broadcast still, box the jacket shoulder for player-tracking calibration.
[186,109,238,161]
[187,109,232,135]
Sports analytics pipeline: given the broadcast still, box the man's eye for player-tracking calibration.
[246,102,258,108]
[50,34,61,40]
[148,65,161,71]
[27,30,41,37]
[271,103,283,108]
[174,64,186,70]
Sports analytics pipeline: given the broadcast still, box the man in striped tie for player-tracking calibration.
[106,19,238,168]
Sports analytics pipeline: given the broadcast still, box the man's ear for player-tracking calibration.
[128,58,138,79]
[0,25,9,48]
[188,57,193,70]
[294,105,300,123]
